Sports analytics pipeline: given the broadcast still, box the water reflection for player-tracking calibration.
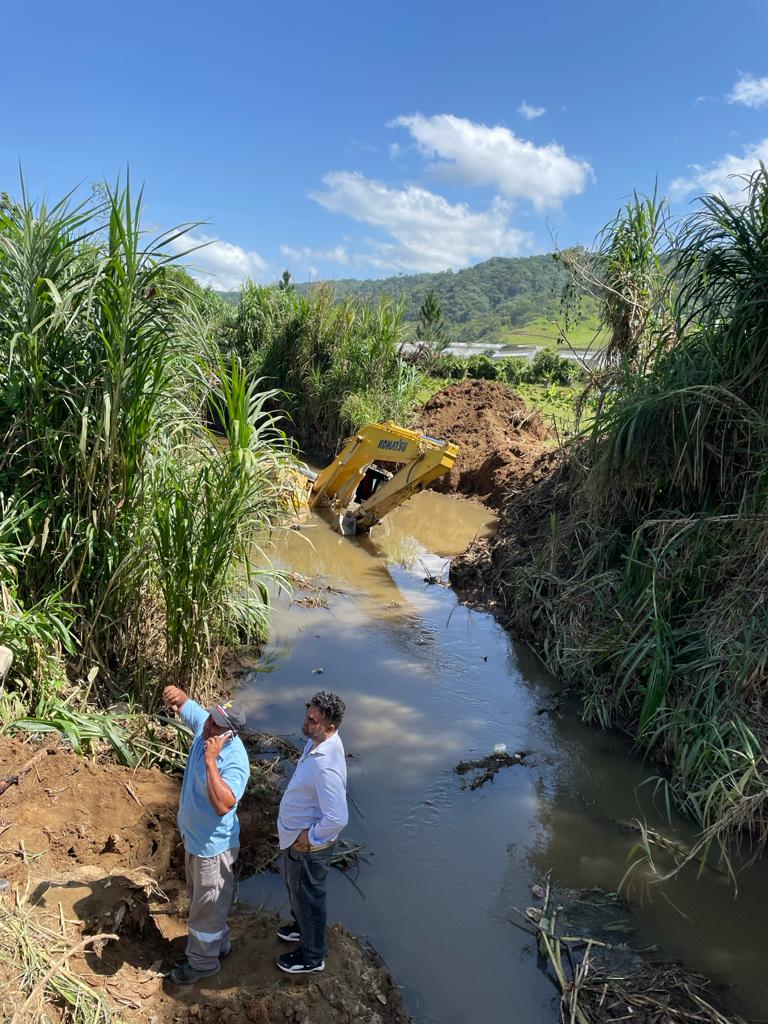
[519,689,768,1018]
[238,490,764,1023]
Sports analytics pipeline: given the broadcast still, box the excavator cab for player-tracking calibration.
[307,421,459,535]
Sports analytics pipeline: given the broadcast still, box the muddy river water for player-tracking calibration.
[238,492,766,1023]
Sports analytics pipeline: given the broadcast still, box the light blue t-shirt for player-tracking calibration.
[177,699,250,857]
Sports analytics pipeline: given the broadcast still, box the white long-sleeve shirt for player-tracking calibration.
[277,732,348,849]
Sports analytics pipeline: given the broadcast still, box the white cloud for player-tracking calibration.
[517,100,546,120]
[281,244,349,267]
[391,113,591,209]
[168,232,267,290]
[670,138,768,203]
[727,73,768,109]
[388,142,401,159]
[309,171,533,273]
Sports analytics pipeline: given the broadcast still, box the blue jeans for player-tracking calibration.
[283,843,336,965]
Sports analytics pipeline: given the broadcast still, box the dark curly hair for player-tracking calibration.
[308,691,346,726]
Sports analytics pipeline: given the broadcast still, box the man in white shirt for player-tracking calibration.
[275,691,348,974]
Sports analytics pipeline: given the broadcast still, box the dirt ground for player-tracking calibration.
[412,379,554,508]
[0,736,410,1024]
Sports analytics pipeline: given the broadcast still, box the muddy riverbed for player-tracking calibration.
[235,491,767,1024]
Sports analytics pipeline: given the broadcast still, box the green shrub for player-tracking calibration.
[498,357,525,385]
[431,354,467,379]
[465,354,500,380]
[524,348,583,385]
[231,284,423,455]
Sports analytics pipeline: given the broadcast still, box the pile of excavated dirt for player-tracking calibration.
[0,736,410,1024]
[413,379,553,508]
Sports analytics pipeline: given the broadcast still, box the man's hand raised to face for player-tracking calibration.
[163,686,188,715]
[204,732,231,764]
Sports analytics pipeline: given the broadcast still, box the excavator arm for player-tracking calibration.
[308,421,459,534]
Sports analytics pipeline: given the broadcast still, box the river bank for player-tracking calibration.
[0,735,410,1024]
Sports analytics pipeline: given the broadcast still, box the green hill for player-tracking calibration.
[216,253,603,349]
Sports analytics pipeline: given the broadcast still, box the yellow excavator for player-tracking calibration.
[304,421,459,535]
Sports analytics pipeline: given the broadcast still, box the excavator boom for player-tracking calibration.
[308,421,458,534]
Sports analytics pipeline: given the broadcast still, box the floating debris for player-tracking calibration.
[331,838,370,872]
[419,559,451,586]
[293,594,329,609]
[243,730,302,763]
[454,750,528,790]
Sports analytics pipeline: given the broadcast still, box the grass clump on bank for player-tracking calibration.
[0,182,294,742]
[228,281,423,457]
[456,169,768,864]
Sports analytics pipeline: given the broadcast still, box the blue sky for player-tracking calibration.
[3,0,768,288]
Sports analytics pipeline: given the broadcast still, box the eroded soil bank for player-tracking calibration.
[0,736,410,1024]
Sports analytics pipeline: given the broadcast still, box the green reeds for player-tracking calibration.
[230,282,422,456]
[10,700,191,773]
[152,356,292,684]
[0,179,294,717]
[473,168,768,860]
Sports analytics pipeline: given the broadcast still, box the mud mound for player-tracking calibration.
[0,736,410,1024]
[414,379,552,508]
[0,736,179,885]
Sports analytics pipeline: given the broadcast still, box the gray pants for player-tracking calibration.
[185,847,238,971]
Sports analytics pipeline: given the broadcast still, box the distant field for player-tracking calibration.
[502,316,605,351]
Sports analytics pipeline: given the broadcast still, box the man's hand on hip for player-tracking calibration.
[163,686,188,714]
[291,829,312,852]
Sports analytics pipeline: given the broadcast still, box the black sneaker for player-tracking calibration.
[276,921,301,943]
[276,950,325,974]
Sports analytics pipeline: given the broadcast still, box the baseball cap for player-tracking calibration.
[209,700,246,732]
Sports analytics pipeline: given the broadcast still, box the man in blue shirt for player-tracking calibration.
[163,685,250,985]
[276,691,348,975]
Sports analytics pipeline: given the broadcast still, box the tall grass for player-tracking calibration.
[0,498,75,713]
[474,169,768,859]
[230,282,423,455]
[152,357,291,684]
[0,181,294,718]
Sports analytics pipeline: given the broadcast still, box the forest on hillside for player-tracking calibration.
[218,253,601,345]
